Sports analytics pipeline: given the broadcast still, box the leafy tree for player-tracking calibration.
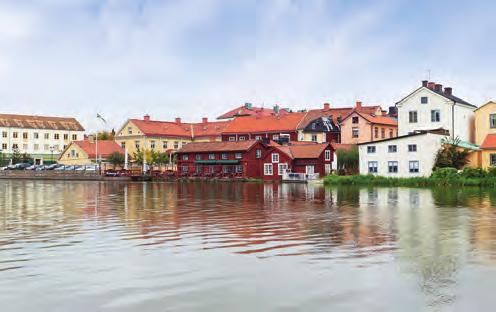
[107,152,125,169]
[0,150,7,166]
[132,147,153,167]
[96,130,115,140]
[21,152,32,164]
[152,152,169,168]
[11,148,22,164]
[434,137,470,170]
[336,145,359,175]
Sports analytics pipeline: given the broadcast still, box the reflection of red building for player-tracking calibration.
[261,143,333,180]
[175,140,269,178]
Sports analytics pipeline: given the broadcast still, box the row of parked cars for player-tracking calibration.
[0,163,100,171]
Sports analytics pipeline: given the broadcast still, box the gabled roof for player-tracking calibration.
[177,140,260,153]
[273,143,329,159]
[342,110,397,126]
[331,143,355,151]
[0,113,85,131]
[128,119,230,139]
[297,105,381,130]
[357,130,447,145]
[222,112,306,134]
[474,101,496,111]
[395,82,475,108]
[217,105,289,120]
[481,134,496,149]
[64,140,124,159]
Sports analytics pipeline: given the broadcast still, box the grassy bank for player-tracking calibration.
[324,173,496,187]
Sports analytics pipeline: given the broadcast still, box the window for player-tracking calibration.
[409,111,418,123]
[490,114,496,129]
[489,154,496,166]
[255,135,262,141]
[381,128,385,138]
[150,141,156,149]
[44,144,49,151]
[162,141,168,149]
[368,161,378,173]
[271,153,279,163]
[13,132,18,138]
[12,143,18,149]
[278,163,288,175]
[182,154,189,160]
[311,123,317,130]
[195,154,202,160]
[22,144,27,150]
[421,96,428,104]
[23,132,28,139]
[367,146,376,153]
[1,143,7,150]
[325,150,331,161]
[44,133,49,140]
[235,165,243,173]
[127,127,132,135]
[174,141,179,149]
[311,134,318,142]
[256,149,262,159]
[63,134,68,140]
[121,142,126,148]
[239,136,246,141]
[389,129,393,138]
[388,161,398,173]
[2,131,6,138]
[408,144,417,152]
[352,127,359,138]
[34,132,39,139]
[388,145,397,153]
[221,153,228,160]
[208,154,215,160]
[181,165,189,173]
[229,136,235,141]
[34,144,39,151]
[54,133,60,140]
[409,161,419,173]
[70,149,76,157]
[135,141,140,149]
[235,152,242,159]
[264,163,273,175]
[374,127,379,138]
[431,110,441,122]
[72,134,77,140]
[352,116,359,124]
[272,134,279,141]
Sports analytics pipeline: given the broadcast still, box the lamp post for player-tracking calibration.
[96,113,107,172]
[49,146,54,163]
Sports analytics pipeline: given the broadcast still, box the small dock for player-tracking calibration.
[281,172,320,183]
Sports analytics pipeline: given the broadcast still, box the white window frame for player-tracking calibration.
[368,161,378,173]
[278,163,288,175]
[229,136,235,141]
[367,146,376,154]
[409,161,420,173]
[255,135,262,141]
[352,127,359,138]
[235,152,242,159]
[264,163,273,176]
[324,150,331,161]
[409,111,418,123]
[239,136,246,141]
[272,134,279,141]
[306,165,315,175]
[388,145,397,153]
[431,109,441,122]
[388,161,398,173]
[256,149,262,159]
[271,153,279,163]
[490,154,496,166]
[408,144,417,152]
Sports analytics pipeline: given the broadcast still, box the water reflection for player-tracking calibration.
[2,181,496,311]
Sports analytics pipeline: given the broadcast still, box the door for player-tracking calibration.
[306,165,315,175]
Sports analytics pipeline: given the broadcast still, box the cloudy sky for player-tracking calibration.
[0,0,494,132]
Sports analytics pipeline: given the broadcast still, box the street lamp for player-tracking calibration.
[96,113,107,171]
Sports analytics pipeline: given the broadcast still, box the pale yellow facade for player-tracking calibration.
[58,142,93,165]
[297,131,327,143]
[474,101,496,145]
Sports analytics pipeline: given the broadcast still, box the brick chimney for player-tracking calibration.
[422,80,428,87]
[434,84,442,92]
[356,101,362,109]
[175,117,181,124]
[202,117,208,123]
[144,114,150,121]
[427,82,435,89]
[323,103,330,110]
[444,87,452,95]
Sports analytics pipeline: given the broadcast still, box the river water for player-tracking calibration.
[1,181,496,311]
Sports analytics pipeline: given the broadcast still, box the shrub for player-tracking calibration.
[431,167,458,179]
[487,167,496,177]
[460,167,487,179]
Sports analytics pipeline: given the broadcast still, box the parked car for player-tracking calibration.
[35,165,49,171]
[6,163,31,170]
[26,165,39,170]
[45,164,61,170]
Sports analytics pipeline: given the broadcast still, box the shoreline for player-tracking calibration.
[324,174,496,187]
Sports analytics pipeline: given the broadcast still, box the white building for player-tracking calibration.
[358,132,445,177]
[0,114,85,164]
[396,80,476,142]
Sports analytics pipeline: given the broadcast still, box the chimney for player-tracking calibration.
[175,117,181,124]
[273,105,280,114]
[422,80,428,87]
[356,101,362,109]
[444,87,452,95]
[434,84,442,92]
[88,134,95,143]
[202,117,208,123]
[244,102,252,110]
[427,82,435,89]
[144,114,150,121]
[388,106,398,117]
[323,103,330,110]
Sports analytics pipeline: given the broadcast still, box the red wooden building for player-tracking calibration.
[261,143,333,180]
[175,140,268,178]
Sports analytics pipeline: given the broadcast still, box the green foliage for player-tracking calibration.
[487,167,496,177]
[336,146,359,175]
[96,130,115,140]
[11,148,22,164]
[430,167,458,179]
[434,136,470,170]
[0,151,7,166]
[459,167,486,179]
[107,152,125,169]
[152,152,169,166]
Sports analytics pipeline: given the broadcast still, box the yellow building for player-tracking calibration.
[58,140,124,165]
[114,115,230,157]
[474,101,496,169]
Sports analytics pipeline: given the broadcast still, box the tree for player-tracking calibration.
[152,151,169,169]
[132,147,153,167]
[11,148,22,164]
[0,150,7,166]
[336,146,359,175]
[107,152,125,169]
[96,130,115,140]
[434,136,470,170]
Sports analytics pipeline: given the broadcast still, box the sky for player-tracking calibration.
[0,0,495,132]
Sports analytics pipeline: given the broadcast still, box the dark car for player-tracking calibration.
[7,163,31,170]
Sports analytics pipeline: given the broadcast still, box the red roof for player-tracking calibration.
[331,143,355,151]
[217,105,289,119]
[73,140,124,158]
[177,140,260,153]
[481,134,496,149]
[297,105,382,129]
[342,110,397,126]
[130,119,230,139]
[222,113,306,134]
[274,143,329,159]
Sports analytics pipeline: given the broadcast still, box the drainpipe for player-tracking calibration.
[452,100,456,139]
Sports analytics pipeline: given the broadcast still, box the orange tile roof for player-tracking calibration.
[222,113,306,134]
[297,105,381,129]
[0,113,84,131]
[481,134,496,149]
[331,143,355,151]
[274,143,329,159]
[74,140,124,158]
[217,105,290,119]
[177,140,260,153]
[130,119,230,139]
[342,110,397,126]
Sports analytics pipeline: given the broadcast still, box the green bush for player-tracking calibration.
[487,167,496,177]
[460,167,487,179]
[431,167,458,179]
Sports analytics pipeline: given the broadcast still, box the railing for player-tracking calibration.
[282,172,320,182]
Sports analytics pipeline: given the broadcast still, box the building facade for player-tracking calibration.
[0,114,85,164]
[58,140,124,166]
[358,132,445,177]
[340,105,397,144]
[396,81,476,142]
